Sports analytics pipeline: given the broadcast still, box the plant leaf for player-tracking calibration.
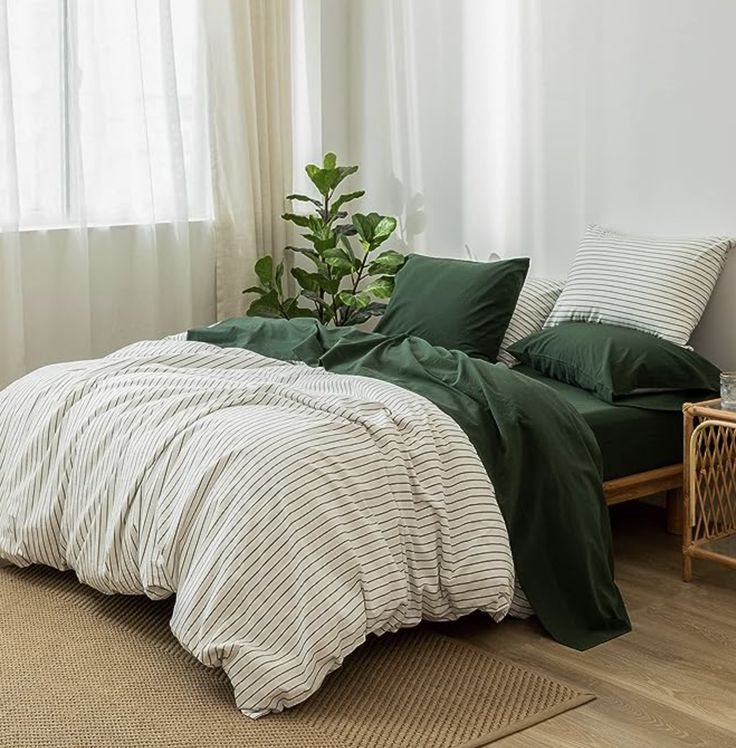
[323,246,354,277]
[330,165,359,191]
[290,306,318,318]
[345,301,388,326]
[300,289,327,305]
[307,215,326,233]
[364,275,395,299]
[285,246,323,267]
[313,235,338,253]
[254,256,274,287]
[242,285,266,295]
[333,223,358,236]
[325,256,354,276]
[364,301,388,316]
[352,213,397,250]
[323,152,337,170]
[282,212,312,228]
[316,273,340,295]
[367,249,406,275]
[346,309,371,325]
[331,190,365,214]
[283,297,317,318]
[339,235,359,267]
[306,161,359,196]
[287,193,322,209]
[247,288,283,318]
[374,216,397,241]
[305,164,331,196]
[351,213,373,243]
[300,290,334,321]
[290,267,322,293]
[338,290,371,309]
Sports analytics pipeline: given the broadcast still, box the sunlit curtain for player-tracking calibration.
[300,0,580,275]
[202,0,293,319]
[0,0,213,388]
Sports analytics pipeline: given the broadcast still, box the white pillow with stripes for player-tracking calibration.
[544,225,734,347]
[497,277,566,366]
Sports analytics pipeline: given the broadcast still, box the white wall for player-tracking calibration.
[581,1,736,242]
[571,0,736,368]
[318,0,736,365]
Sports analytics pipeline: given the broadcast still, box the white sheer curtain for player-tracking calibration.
[0,0,214,388]
[299,0,588,276]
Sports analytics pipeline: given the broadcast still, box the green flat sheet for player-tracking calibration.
[514,365,683,481]
[188,317,631,651]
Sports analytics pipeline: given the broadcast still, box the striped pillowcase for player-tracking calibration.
[544,225,734,347]
[497,277,566,366]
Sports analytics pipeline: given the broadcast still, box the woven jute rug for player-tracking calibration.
[0,565,593,748]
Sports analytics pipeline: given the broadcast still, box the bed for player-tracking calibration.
[0,319,631,718]
[1,239,727,721]
[0,220,729,720]
[500,226,732,532]
[515,365,686,530]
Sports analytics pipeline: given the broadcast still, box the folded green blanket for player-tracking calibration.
[188,317,630,649]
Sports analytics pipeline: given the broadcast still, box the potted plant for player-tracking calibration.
[244,153,405,326]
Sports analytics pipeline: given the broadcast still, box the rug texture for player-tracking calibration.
[0,565,593,747]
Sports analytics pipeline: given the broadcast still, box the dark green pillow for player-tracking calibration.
[507,322,720,401]
[376,254,529,361]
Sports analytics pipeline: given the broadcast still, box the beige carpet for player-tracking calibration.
[0,565,593,748]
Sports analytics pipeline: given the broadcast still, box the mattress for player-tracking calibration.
[515,366,682,481]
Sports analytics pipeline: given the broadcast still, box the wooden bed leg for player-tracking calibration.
[666,487,683,535]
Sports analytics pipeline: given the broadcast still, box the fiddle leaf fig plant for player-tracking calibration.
[243,153,405,326]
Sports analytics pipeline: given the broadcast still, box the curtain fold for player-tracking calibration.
[302,0,581,274]
[0,0,214,389]
[0,0,25,387]
[202,0,293,320]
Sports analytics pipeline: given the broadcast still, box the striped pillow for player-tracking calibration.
[498,277,566,366]
[544,225,734,347]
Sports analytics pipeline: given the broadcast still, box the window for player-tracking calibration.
[3,0,211,229]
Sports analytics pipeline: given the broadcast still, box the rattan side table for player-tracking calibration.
[683,399,736,581]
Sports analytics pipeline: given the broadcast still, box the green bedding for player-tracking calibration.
[188,317,631,651]
[515,365,683,480]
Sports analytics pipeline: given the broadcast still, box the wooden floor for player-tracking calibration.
[438,502,736,747]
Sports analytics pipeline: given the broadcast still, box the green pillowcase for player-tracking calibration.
[376,254,529,361]
[507,322,720,402]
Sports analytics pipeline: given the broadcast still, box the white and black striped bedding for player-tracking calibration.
[545,224,733,346]
[0,339,519,717]
[498,277,566,366]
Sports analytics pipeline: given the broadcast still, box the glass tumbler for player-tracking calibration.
[721,372,736,411]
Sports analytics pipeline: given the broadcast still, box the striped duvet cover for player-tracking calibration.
[0,339,517,717]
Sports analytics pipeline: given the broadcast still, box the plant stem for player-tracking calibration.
[339,241,372,327]
[317,190,330,324]
[324,189,340,325]
[351,244,370,295]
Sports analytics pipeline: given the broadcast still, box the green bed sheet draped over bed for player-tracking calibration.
[188,317,631,650]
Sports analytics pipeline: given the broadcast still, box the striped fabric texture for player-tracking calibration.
[0,339,518,718]
[498,278,566,366]
[545,225,734,346]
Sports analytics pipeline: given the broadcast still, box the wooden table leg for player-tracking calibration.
[683,553,693,582]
